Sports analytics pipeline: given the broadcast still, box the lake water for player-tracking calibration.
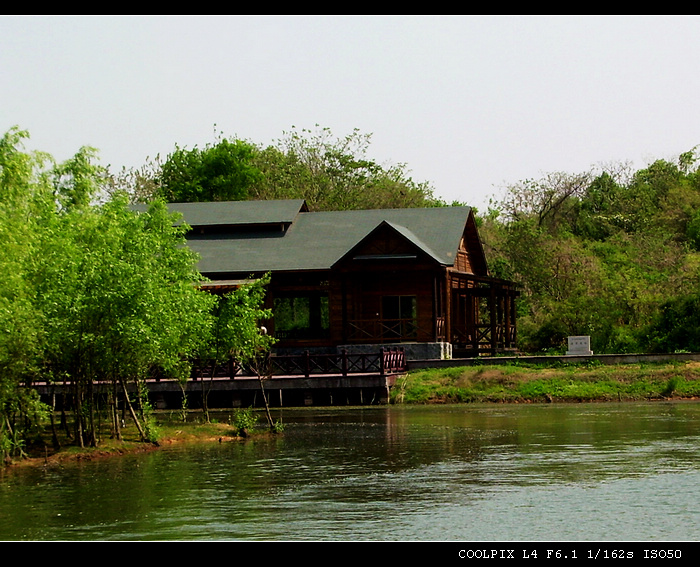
[1,401,699,542]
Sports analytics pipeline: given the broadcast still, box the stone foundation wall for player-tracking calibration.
[337,342,452,361]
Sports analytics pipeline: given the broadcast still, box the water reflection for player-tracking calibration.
[1,402,699,541]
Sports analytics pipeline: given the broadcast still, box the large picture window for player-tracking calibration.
[273,293,330,340]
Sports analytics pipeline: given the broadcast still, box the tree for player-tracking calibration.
[34,196,216,445]
[0,126,227,452]
[114,125,449,211]
[52,145,107,210]
[156,138,262,203]
[106,156,163,205]
[0,127,52,460]
[249,126,443,211]
[498,171,591,231]
[484,147,700,355]
[195,275,275,423]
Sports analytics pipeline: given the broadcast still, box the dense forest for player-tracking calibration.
[2,123,700,459]
[481,150,700,356]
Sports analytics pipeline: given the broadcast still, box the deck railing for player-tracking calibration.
[263,348,406,378]
[195,348,407,380]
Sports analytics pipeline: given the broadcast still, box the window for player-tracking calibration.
[273,293,330,340]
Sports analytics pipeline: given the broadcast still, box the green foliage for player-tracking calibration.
[645,294,700,353]
[52,145,107,210]
[485,146,700,355]
[199,274,275,368]
[156,138,262,203]
[117,125,445,211]
[193,274,275,423]
[0,127,52,460]
[1,126,250,455]
[231,408,258,436]
[685,208,700,250]
[33,195,217,444]
[248,126,442,211]
[35,196,215,384]
[571,172,626,240]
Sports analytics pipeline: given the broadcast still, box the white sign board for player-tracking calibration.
[567,336,593,356]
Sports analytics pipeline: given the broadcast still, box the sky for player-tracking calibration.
[2,15,700,211]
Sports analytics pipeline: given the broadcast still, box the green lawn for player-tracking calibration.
[391,360,700,404]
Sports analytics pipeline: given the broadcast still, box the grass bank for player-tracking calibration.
[5,409,273,470]
[390,360,700,404]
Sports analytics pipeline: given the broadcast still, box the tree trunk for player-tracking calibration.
[49,390,61,449]
[120,378,148,443]
[257,373,274,431]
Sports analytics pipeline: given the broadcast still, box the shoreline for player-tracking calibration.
[5,358,700,470]
[3,421,246,472]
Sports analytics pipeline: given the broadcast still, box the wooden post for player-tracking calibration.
[472,293,479,352]
[504,290,511,349]
[511,293,517,346]
[490,286,497,354]
[445,271,452,346]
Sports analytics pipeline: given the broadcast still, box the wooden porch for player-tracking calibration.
[448,272,520,356]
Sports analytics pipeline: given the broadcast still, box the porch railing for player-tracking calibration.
[452,323,517,352]
[346,318,441,343]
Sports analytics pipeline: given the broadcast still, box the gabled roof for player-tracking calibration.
[153,200,474,276]
[332,220,447,267]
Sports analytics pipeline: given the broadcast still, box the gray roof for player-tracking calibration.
[134,199,307,228]
[159,201,473,276]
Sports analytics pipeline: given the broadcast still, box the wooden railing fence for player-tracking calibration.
[195,348,406,380]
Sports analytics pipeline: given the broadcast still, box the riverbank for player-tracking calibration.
[391,359,700,404]
[7,359,700,470]
[4,419,250,471]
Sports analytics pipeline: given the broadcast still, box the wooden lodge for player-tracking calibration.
[153,199,519,360]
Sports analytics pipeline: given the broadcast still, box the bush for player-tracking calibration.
[232,408,258,436]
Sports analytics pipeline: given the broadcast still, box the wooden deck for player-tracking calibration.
[31,349,407,409]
